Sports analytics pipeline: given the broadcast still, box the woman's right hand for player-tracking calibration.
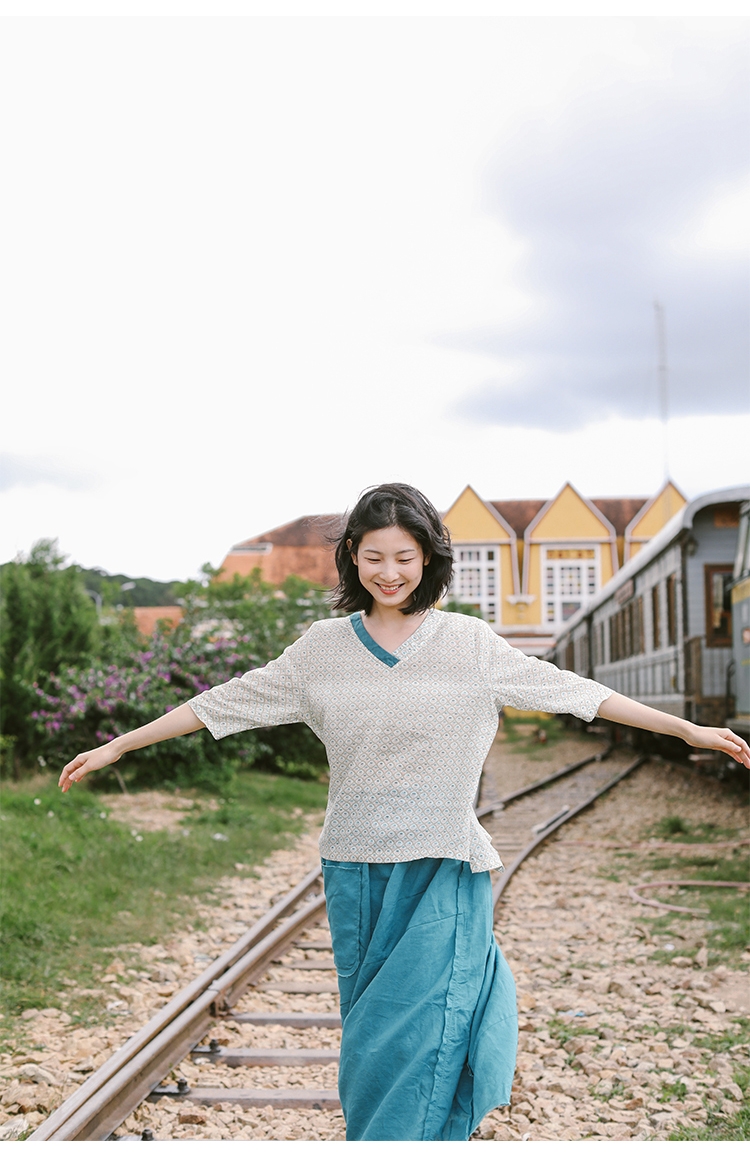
[59,741,122,793]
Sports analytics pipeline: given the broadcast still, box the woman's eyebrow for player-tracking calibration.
[362,548,417,556]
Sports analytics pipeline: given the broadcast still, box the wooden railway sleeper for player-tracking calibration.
[34,751,647,1140]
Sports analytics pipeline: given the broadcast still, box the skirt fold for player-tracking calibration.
[321,857,518,1141]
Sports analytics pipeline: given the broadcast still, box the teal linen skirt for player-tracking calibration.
[321,857,518,1141]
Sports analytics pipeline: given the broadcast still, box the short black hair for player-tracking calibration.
[331,483,453,615]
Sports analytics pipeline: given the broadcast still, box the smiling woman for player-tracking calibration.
[57,482,750,1141]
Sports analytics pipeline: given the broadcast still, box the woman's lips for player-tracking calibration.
[377,583,402,594]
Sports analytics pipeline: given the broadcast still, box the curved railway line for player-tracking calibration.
[31,746,650,1142]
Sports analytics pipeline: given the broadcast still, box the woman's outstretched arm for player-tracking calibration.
[58,704,205,793]
[597,691,750,768]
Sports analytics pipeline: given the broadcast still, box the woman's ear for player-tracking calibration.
[347,538,356,564]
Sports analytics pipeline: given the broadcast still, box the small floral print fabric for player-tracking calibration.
[188,610,613,872]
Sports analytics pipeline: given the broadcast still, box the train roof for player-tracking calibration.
[559,484,750,635]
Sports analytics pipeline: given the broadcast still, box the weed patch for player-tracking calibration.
[611,817,750,966]
[503,714,565,755]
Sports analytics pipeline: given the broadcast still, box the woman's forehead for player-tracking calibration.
[358,526,421,553]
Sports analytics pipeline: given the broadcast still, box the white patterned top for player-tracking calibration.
[188,609,613,872]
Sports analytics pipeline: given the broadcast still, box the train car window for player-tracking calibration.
[623,604,632,657]
[704,564,733,648]
[667,575,677,646]
[651,584,661,650]
[613,612,619,661]
[635,595,644,655]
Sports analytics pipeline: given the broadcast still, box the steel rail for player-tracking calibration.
[476,744,612,820]
[491,755,647,908]
[628,878,749,917]
[32,750,647,1141]
[35,891,327,1141]
[29,869,324,1142]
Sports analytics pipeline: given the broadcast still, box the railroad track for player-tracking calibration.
[477,745,647,907]
[31,746,647,1141]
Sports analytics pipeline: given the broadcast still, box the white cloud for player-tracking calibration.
[0,8,746,577]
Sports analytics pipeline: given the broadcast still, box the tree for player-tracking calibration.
[29,564,336,788]
[0,540,99,767]
[172,567,334,778]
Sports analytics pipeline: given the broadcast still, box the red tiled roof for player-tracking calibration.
[235,495,652,551]
[591,497,649,536]
[489,499,546,540]
[235,514,344,550]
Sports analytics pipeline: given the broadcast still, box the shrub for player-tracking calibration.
[0,540,99,765]
[31,568,335,789]
[32,634,258,791]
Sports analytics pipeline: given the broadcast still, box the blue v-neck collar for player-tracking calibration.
[350,612,400,667]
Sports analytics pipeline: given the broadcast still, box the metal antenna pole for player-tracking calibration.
[654,300,669,481]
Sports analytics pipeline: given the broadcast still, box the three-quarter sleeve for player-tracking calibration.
[481,623,613,723]
[188,632,309,740]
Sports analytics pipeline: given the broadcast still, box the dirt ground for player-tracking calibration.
[1,731,747,1142]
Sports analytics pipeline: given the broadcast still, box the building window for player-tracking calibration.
[666,574,677,646]
[543,548,598,625]
[460,568,481,599]
[704,564,732,647]
[651,583,661,650]
[560,565,583,597]
[450,545,501,622]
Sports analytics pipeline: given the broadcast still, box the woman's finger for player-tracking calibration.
[59,754,91,790]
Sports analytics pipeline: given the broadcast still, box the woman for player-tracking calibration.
[59,483,750,1141]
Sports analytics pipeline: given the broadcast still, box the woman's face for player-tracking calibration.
[350,526,428,612]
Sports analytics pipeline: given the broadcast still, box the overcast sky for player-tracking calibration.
[1,1,748,581]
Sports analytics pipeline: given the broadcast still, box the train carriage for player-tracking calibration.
[549,486,750,740]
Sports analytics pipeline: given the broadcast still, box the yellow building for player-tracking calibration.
[218,481,686,657]
[443,481,686,656]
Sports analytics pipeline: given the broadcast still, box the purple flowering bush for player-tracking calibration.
[32,634,261,789]
[29,567,334,789]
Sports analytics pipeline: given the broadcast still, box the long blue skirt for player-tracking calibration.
[321,857,518,1141]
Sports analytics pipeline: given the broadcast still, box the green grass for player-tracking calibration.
[547,1018,604,1045]
[653,817,737,843]
[693,1018,750,1054]
[502,714,566,755]
[668,1067,750,1141]
[0,771,328,1027]
[610,816,750,964]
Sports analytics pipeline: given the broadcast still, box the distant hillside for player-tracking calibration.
[74,566,181,608]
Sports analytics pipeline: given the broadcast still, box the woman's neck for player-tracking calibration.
[362,603,430,651]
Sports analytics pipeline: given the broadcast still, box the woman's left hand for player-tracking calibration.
[687,725,750,767]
